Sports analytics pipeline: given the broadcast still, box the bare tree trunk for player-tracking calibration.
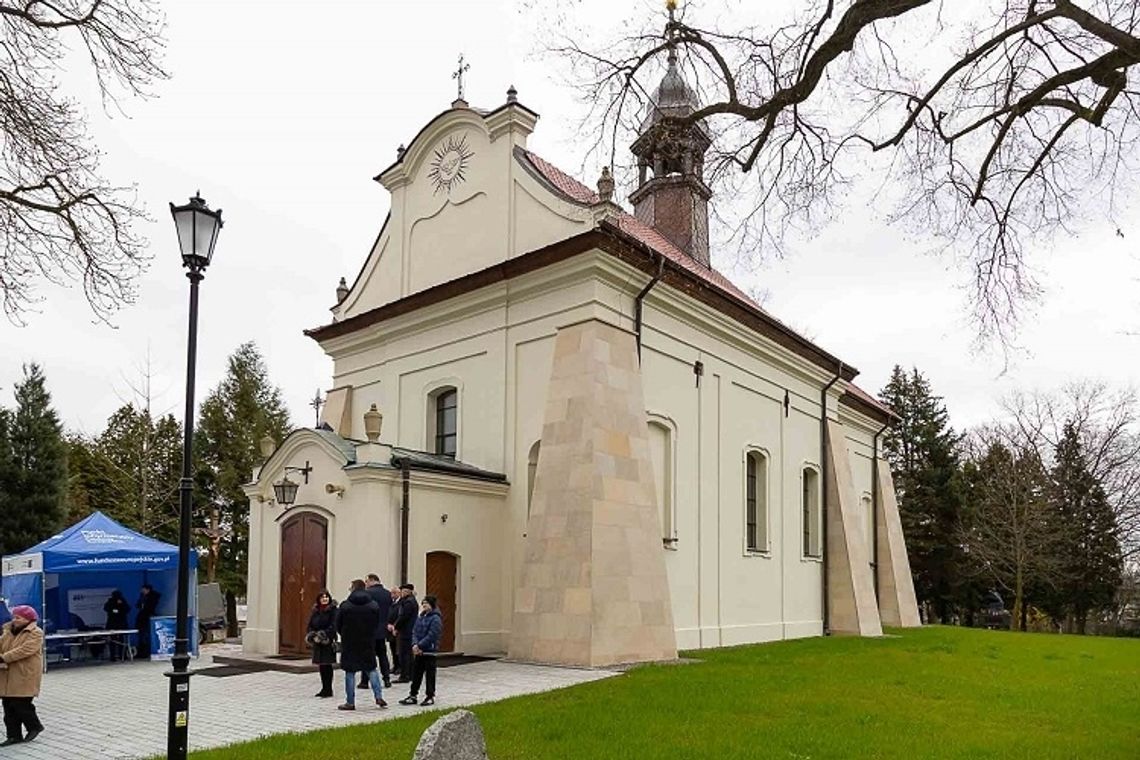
[206,505,219,583]
[225,590,239,639]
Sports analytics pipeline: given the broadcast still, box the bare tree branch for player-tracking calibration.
[0,0,167,323]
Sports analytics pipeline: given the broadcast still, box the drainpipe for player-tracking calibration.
[399,458,411,585]
[634,255,665,359]
[871,420,890,604]
[820,363,843,635]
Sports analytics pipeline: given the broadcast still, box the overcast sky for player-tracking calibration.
[1,0,1137,439]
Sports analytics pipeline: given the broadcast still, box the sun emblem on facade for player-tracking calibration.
[427,134,474,194]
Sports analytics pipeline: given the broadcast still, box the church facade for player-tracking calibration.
[242,64,920,666]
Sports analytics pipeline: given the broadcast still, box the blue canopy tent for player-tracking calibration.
[1,511,198,662]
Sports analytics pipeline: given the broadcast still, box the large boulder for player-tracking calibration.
[412,709,489,760]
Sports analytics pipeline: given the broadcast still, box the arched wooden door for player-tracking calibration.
[279,512,328,656]
[425,551,457,653]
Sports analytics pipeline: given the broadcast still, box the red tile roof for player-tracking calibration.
[518,148,892,422]
[518,149,760,307]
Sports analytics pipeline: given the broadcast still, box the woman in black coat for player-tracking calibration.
[307,590,338,698]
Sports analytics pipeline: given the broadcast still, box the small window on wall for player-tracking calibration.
[527,440,541,518]
[647,420,674,544]
[430,387,458,458]
[745,450,768,552]
[802,466,821,558]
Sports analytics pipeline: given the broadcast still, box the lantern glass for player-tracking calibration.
[273,477,299,506]
[170,193,223,271]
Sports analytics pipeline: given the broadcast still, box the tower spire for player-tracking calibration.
[628,0,712,266]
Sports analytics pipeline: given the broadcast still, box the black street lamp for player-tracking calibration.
[167,192,223,759]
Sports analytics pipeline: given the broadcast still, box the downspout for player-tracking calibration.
[634,254,665,359]
[820,363,843,636]
[871,420,890,605]
[399,458,411,585]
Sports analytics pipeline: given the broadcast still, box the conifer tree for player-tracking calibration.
[0,364,67,555]
[1050,421,1123,632]
[879,366,966,621]
[196,342,291,634]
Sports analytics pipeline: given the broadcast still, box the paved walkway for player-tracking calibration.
[4,650,617,759]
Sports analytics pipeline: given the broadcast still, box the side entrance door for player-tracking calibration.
[425,551,457,653]
[279,513,328,655]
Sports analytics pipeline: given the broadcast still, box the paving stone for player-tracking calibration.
[2,647,616,760]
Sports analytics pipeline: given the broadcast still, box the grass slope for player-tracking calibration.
[194,626,1140,759]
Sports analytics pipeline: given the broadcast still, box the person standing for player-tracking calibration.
[0,606,45,746]
[398,595,443,707]
[386,588,401,678]
[307,590,338,698]
[391,584,418,684]
[360,574,393,689]
[135,584,160,659]
[103,590,131,661]
[335,579,386,711]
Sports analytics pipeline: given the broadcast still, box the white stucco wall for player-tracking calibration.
[245,107,901,657]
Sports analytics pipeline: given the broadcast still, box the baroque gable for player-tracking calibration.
[334,97,597,322]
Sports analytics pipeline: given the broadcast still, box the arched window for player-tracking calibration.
[527,440,541,518]
[428,387,458,458]
[745,450,769,552]
[802,466,821,558]
[647,420,674,544]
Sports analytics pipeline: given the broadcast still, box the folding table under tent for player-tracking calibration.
[1,511,198,664]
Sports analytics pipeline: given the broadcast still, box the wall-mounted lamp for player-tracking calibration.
[273,460,312,507]
[325,483,345,497]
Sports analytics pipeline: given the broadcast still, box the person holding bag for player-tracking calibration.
[0,606,45,746]
[306,590,338,698]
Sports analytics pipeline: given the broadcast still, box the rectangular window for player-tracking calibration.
[745,451,767,552]
[435,389,457,457]
[648,421,673,543]
[803,467,820,558]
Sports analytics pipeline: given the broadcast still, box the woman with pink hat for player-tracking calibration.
[0,605,44,746]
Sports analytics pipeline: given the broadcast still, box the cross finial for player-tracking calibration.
[452,54,471,102]
[310,390,324,427]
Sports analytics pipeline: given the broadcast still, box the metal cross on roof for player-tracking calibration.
[310,389,324,427]
[452,53,470,102]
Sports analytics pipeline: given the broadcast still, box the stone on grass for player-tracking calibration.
[412,709,489,760]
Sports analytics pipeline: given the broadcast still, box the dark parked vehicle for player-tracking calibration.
[977,590,1012,630]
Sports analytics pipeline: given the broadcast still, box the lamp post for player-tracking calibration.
[167,192,223,760]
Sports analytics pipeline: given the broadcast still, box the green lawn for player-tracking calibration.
[194,626,1140,759]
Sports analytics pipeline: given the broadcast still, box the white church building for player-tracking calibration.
[242,58,920,667]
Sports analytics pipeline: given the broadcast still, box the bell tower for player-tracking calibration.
[629,11,712,266]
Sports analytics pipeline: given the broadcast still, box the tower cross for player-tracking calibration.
[452,54,470,101]
[310,389,324,427]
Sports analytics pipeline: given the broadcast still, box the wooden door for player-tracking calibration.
[425,551,457,653]
[279,513,328,655]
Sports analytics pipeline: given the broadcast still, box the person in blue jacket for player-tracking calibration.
[398,595,443,707]
[0,599,10,629]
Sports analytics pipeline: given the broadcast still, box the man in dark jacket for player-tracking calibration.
[386,588,401,678]
[359,573,393,689]
[390,583,418,684]
[334,580,386,710]
[398,595,443,707]
[135,584,160,659]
